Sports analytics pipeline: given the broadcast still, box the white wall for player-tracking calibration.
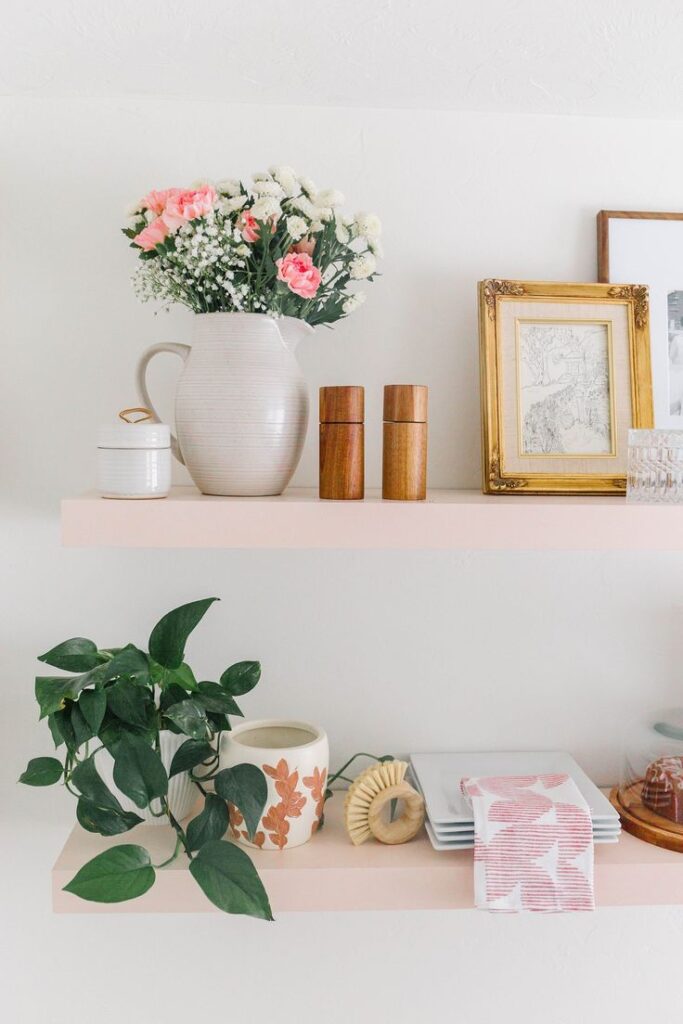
[3,96,683,1023]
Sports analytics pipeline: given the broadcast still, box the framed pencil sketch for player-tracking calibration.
[478,280,654,494]
[598,211,683,427]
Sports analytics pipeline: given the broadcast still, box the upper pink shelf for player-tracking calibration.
[52,795,683,913]
[61,486,683,550]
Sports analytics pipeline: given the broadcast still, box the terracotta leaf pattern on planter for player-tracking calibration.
[303,766,328,836]
[227,801,265,848]
[261,758,307,850]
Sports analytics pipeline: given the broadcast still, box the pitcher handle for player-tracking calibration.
[136,343,190,464]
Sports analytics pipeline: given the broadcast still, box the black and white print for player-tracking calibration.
[518,322,612,455]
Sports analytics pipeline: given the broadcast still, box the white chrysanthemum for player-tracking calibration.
[220,196,247,216]
[353,212,382,239]
[342,292,366,314]
[251,196,282,222]
[252,171,271,182]
[314,206,333,223]
[349,253,377,280]
[314,189,345,208]
[309,220,325,233]
[251,179,285,198]
[216,179,243,197]
[290,195,317,218]
[368,237,384,259]
[286,215,308,241]
[335,218,350,244]
[298,176,317,196]
[236,244,251,256]
[270,165,299,196]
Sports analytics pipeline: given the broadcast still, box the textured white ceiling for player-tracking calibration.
[4,0,683,118]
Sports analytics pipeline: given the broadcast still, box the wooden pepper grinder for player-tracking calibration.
[382,385,428,500]
[319,386,365,500]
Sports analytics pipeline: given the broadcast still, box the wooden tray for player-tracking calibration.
[610,782,683,853]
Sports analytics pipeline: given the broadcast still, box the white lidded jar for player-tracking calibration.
[97,408,171,499]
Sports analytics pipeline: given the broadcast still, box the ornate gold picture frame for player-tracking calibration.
[479,280,654,495]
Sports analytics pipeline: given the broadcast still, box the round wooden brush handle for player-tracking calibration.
[367,781,425,845]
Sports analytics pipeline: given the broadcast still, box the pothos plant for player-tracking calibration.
[18,598,273,920]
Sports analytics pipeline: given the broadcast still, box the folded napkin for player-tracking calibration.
[461,773,595,913]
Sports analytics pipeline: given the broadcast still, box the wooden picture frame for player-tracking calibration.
[598,210,683,427]
[479,280,654,495]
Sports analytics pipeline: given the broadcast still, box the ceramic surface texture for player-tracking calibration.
[96,730,197,825]
[97,447,171,498]
[220,719,329,850]
[137,313,311,496]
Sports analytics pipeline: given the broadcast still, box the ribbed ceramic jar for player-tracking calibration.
[220,719,329,850]
[137,312,311,496]
[96,730,197,826]
[97,422,171,499]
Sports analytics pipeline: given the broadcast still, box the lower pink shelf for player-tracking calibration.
[52,795,683,913]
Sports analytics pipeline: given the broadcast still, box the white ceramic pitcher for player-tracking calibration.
[136,312,312,496]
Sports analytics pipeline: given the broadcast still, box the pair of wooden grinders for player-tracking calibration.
[319,384,428,500]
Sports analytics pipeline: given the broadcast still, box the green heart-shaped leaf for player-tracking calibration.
[71,755,123,810]
[63,845,155,903]
[70,702,95,749]
[149,598,219,670]
[214,764,267,841]
[195,681,242,716]
[47,713,64,749]
[106,679,152,729]
[163,699,209,741]
[101,645,150,686]
[51,707,78,752]
[169,738,215,778]
[78,689,107,733]
[35,663,109,720]
[113,734,168,809]
[163,662,198,692]
[186,794,229,851]
[76,798,143,836]
[220,661,261,697]
[38,638,104,673]
[19,756,63,786]
[189,840,272,919]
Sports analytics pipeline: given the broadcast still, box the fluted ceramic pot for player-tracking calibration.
[137,312,311,496]
[220,719,329,850]
[96,730,197,826]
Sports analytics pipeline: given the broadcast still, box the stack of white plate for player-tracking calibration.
[409,751,621,850]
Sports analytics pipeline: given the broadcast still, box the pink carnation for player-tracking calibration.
[161,185,217,230]
[140,188,180,215]
[276,252,322,299]
[133,216,169,251]
[237,210,260,243]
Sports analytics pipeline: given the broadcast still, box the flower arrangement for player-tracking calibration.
[19,598,273,919]
[123,167,382,325]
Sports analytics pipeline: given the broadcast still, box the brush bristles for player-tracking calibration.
[343,760,408,846]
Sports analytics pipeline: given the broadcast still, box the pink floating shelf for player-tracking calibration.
[61,486,683,550]
[52,795,683,913]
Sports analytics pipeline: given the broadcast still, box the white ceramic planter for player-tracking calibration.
[136,312,312,496]
[220,719,329,850]
[96,730,197,826]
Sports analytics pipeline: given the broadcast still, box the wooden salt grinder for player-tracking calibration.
[382,385,428,501]
[319,386,365,500]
